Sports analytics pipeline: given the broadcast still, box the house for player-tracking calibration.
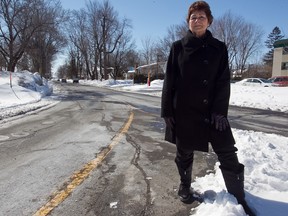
[272,39,288,76]
[126,61,167,79]
[136,61,166,77]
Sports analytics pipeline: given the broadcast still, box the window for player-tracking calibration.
[281,62,288,70]
[253,79,261,83]
[283,46,288,55]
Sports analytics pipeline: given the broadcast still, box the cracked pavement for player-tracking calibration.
[0,83,216,216]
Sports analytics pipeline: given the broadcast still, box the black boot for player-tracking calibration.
[178,182,194,202]
[175,159,194,203]
[220,164,256,216]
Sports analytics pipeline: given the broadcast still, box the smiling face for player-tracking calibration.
[189,10,209,37]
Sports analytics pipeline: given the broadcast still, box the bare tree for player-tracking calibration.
[99,0,128,79]
[0,0,28,71]
[156,23,187,61]
[64,0,134,80]
[0,0,60,72]
[85,0,104,80]
[85,0,129,80]
[235,22,264,73]
[0,53,7,70]
[67,8,95,79]
[108,32,136,80]
[210,12,240,69]
[32,1,67,78]
[210,12,264,73]
[141,36,156,64]
[56,62,69,79]
[25,0,68,78]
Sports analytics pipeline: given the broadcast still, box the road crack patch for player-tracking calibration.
[33,111,134,216]
[126,134,153,216]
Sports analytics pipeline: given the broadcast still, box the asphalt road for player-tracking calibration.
[228,105,288,137]
[0,83,287,216]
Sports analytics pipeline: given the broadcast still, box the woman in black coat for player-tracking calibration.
[161,1,255,215]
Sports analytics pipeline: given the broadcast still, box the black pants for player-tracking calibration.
[175,142,240,174]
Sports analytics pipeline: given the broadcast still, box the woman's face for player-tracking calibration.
[188,10,209,37]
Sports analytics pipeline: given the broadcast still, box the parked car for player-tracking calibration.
[73,78,79,83]
[268,76,288,87]
[236,78,272,87]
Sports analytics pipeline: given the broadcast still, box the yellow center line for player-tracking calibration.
[33,111,134,216]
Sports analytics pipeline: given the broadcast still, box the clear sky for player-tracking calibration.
[60,0,287,50]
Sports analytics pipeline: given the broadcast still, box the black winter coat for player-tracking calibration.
[161,30,235,152]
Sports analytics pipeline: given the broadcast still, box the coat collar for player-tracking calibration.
[181,30,221,54]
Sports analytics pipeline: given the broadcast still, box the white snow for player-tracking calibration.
[1,71,288,216]
[0,71,57,120]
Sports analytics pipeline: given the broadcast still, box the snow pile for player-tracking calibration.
[0,71,54,120]
[230,85,288,112]
[191,129,288,216]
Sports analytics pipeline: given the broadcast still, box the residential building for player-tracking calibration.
[272,39,288,76]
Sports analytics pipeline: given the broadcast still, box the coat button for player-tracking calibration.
[203,60,209,64]
[203,99,208,105]
[203,80,208,86]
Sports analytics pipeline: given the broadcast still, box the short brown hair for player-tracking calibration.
[186,1,213,25]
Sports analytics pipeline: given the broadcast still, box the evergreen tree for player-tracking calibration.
[263,27,284,65]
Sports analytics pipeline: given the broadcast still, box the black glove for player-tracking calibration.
[211,113,229,131]
[164,117,175,129]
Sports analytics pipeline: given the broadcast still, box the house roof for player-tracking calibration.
[273,39,288,48]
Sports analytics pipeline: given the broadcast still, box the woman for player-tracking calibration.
[161,1,255,215]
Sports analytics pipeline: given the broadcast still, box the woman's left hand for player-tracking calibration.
[211,113,229,131]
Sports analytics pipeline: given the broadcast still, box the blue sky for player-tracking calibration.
[60,0,287,50]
